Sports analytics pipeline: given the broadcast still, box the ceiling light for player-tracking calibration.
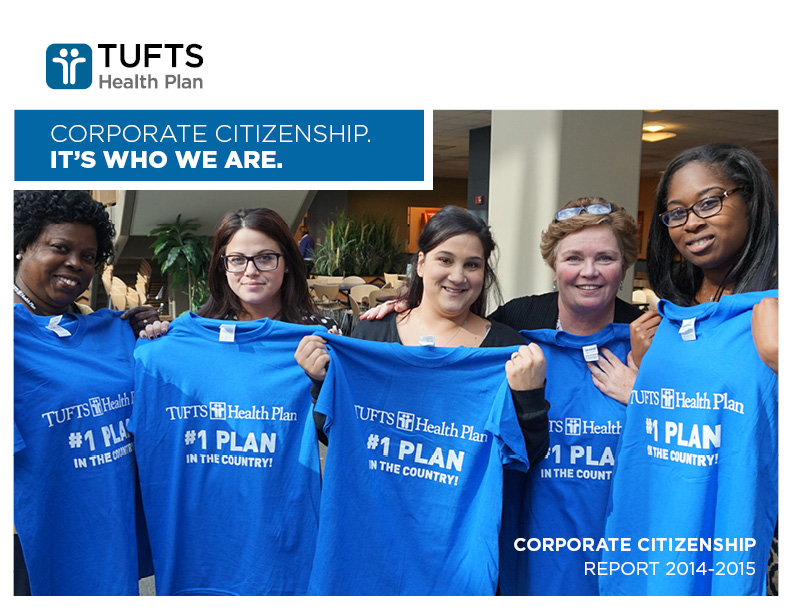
[642,132,677,142]
[642,124,666,132]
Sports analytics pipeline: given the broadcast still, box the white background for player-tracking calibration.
[3,1,787,606]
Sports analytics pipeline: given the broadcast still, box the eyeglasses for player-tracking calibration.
[554,202,613,222]
[659,187,743,228]
[221,252,283,273]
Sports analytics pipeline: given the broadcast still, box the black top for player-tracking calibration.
[311,312,550,468]
[488,291,643,331]
[352,311,527,345]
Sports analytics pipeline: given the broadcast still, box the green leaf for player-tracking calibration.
[163,246,183,272]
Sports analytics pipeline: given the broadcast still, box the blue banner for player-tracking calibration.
[15,110,424,181]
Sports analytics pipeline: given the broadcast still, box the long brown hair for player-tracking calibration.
[197,208,317,322]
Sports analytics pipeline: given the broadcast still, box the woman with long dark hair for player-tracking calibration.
[632,142,778,365]
[296,205,549,464]
[647,142,777,305]
[294,206,549,595]
[198,207,329,325]
[601,144,778,596]
[129,207,332,595]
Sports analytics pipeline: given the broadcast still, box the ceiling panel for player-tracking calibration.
[433,109,778,180]
[126,190,313,236]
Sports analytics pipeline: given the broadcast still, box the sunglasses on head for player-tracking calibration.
[554,202,614,222]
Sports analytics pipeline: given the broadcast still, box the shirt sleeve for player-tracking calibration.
[511,386,550,468]
[312,348,337,436]
[487,379,530,471]
[13,421,26,453]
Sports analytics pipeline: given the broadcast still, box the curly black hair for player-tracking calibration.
[13,190,116,269]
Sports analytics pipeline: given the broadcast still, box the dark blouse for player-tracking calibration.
[488,291,643,330]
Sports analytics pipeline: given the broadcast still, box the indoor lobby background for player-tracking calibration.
[90,109,779,316]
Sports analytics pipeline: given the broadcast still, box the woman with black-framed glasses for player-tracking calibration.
[651,144,775,306]
[127,208,337,595]
[199,208,333,326]
[631,142,778,366]
[601,143,778,596]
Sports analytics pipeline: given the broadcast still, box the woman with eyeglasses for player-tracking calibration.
[629,142,778,369]
[129,208,333,595]
[198,208,335,326]
[600,143,778,596]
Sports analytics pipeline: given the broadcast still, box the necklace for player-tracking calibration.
[416,311,469,347]
[703,287,733,303]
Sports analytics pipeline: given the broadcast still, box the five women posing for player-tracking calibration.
[13,141,778,596]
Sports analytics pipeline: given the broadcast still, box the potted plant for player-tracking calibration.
[312,212,405,278]
[148,215,212,313]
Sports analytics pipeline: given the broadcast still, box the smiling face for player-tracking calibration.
[223,227,285,320]
[665,161,750,280]
[553,224,624,318]
[416,232,486,318]
[15,222,98,315]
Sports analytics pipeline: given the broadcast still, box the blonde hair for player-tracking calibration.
[540,196,639,272]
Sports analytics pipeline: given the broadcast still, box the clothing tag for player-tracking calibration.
[46,315,71,338]
[219,323,236,343]
[419,335,436,347]
[679,317,697,342]
[582,344,599,362]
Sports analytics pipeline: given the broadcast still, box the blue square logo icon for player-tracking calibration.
[46,44,92,89]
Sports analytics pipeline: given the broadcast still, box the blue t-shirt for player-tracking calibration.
[308,332,529,595]
[499,324,630,595]
[600,291,778,596]
[129,313,322,595]
[14,304,140,595]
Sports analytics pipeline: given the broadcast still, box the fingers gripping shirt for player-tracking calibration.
[499,324,631,596]
[308,332,529,595]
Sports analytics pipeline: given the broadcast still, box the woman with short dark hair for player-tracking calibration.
[14,190,156,595]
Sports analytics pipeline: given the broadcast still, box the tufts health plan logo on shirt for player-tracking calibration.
[46,44,92,89]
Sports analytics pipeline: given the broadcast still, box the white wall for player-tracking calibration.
[488,110,643,308]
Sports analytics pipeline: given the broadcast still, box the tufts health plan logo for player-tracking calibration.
[46,44,92,89]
